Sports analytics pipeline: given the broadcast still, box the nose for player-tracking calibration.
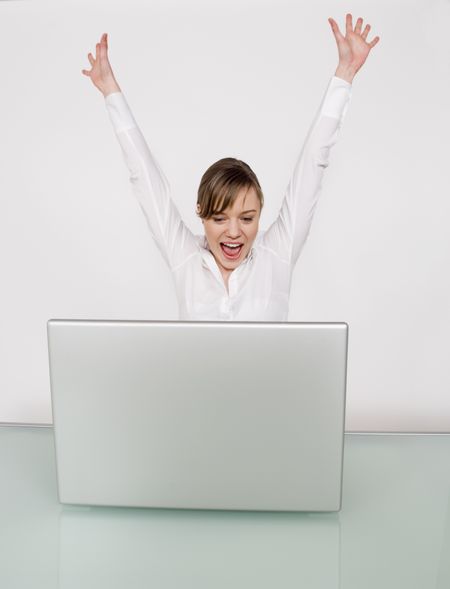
[226,219,241,239]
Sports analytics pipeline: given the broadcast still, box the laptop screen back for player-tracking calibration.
[47,320,348,511]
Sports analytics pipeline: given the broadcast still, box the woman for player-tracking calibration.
[82,14,379,321]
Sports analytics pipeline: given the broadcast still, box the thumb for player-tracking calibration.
[328,18,345,43]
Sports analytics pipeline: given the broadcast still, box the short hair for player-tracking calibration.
[196,157,264,220]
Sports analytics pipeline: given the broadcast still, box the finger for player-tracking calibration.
[88,53,94,66]
[346,13,353,35]
[368,36,380,48]
[99,44,109,68]
[328,17,345,43]
[361,24,371,40]
[81,69,91,76]
[355,17,363,35]
[99,37,109,67]
[95,43,100,60]
[100,36,107,59]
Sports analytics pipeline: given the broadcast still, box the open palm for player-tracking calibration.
[329,14,380,76]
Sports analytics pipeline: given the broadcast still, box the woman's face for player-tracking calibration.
[199,186,261,274]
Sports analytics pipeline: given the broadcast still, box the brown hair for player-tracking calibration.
[196,157,264,220]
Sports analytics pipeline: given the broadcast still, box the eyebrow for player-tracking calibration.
[214,209,257,216]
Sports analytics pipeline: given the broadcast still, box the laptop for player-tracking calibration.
[47,319,348,511]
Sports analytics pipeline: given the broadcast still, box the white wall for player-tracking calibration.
[1,0,449,431]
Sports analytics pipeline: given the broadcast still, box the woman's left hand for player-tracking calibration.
[328,13,380,83]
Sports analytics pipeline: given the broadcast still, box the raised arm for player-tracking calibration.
[82,33,197,271]
[261,14,379,266]
[261,75,352,266]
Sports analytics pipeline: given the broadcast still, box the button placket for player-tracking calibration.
[228,266,241,299]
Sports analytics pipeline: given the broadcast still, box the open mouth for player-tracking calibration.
[220,242,243,260]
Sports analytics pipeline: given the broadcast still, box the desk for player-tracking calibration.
[0,426,449,588]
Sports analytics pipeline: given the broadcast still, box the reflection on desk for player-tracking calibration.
[0,426,449,588]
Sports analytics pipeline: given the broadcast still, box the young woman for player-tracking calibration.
[82,14,379,321]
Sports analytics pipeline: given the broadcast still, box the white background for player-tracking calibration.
[1,0,449,431]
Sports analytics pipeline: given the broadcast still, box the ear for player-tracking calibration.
[196,203,204,223]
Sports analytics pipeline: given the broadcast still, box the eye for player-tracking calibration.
[242,217,254,222]
[212,217,225,223]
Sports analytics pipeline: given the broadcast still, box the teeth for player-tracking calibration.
[223,243,241,248]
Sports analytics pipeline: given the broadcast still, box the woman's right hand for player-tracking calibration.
[82,33,121,97]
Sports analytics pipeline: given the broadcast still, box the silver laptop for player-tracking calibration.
[47,320,348,511]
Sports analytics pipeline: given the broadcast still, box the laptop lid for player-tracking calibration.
[47,320,348,511]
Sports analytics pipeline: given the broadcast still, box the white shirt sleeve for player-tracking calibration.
[104,92,198,271]
[261,75,353,266]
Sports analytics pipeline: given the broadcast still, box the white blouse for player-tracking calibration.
[105,75,352,321]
